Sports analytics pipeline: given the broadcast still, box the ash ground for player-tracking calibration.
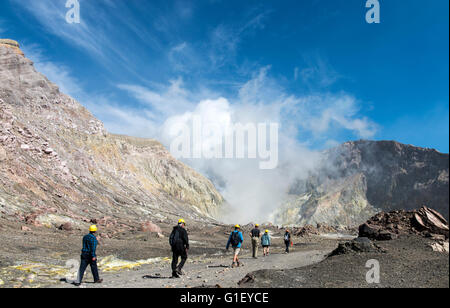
[0,218,448,288]
[240,235,449,288]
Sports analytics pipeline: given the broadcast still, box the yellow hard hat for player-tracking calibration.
[89,225,98,232]
[235,224,240,229]
[265,229,269,233]
[255,224,259,227]
[178,218,186,224]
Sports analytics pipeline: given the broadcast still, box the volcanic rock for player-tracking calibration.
[359,206,449,240]
[293,223,337,237]
[275,140,449,227]
[329,237,386,256]
[238,273,255,286]
[0,40,225,232]
[58,222,73,231]
[429,241,449,253]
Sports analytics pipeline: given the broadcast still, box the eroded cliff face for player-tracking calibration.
[274,140,449,227]
[0,40,224,230]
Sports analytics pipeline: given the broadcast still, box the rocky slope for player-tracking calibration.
[0,39,224,232]
[274,140,449,227]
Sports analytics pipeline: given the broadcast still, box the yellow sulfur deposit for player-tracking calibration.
[97,255,167,272]
[11,262,72,278]
[0,255,172,286]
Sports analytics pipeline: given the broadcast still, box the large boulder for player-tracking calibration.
[359,206,449,240]
[413,206,449,238]
[58,222,73,231]
[359,223,380,238]
[329,237,386,256]
[139,221,162,234]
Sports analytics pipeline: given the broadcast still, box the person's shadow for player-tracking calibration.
[60,278,98,284]
[142,274,173,279]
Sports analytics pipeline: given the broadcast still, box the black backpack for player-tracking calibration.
[170,227,181,247]
[230,231,240,246]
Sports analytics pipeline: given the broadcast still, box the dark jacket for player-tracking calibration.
[169,225,189,252]
[81,233,98,258]
[284,232,291,242]
[250,228,261,238]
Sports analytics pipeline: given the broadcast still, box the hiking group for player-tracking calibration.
[73,220,293,285]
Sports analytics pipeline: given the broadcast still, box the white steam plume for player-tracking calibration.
[155,68,377,223]
[26,52,377,224]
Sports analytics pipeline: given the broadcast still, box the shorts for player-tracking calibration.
[233,247,241,256]
[262,245,269,248]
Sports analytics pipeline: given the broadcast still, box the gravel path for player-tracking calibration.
[61,248,332,288]
[0,221,340,288]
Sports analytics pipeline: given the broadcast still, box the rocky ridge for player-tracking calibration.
[274,140,449,227]
[0,40,225,233]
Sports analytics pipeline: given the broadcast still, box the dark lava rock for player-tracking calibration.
[377,230,397,241]
[359,206,449,241]
[238,273,255,286]
[329,237,385,256]
[359,223,380,237]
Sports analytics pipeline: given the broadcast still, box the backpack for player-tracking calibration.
[262,234,270,246]
[170,227,181,247]
[230,231,241,246]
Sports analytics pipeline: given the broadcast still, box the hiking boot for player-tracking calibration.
[176,268,184,276]
[94,279,103,284]
[231,262,236,268]
[73,282,81,287]
[172,271,180,278]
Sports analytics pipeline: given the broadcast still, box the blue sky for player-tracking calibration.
[0,0,449,153]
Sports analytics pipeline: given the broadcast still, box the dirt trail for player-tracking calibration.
[60,248,331,288]
[0,220,341,288]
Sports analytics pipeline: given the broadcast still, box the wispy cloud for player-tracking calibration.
[10,0,156,74]
[117,79,196,118]
[9,0,272,87]
[12,0,102,56]
[168,42,205,73]
[164,7,271,76]
[297,53,342,88]
[207,10,270,70]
